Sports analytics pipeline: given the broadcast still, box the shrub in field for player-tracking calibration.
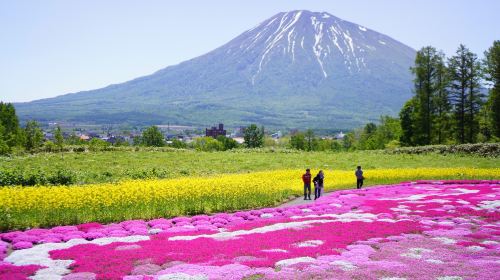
[0,169,76,186]
[387,143,500,157]
[125,168,168,179]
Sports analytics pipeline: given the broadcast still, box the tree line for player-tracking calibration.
[400,41,499,146]
[0,102,66,155]
[0,106,268,154]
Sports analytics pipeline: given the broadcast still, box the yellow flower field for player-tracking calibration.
[1,168,499,230]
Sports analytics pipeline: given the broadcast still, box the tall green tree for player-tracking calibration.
[0,102,22,148]
[466,50,483,143]
[290,132,306,150]
[448,45,483,143]
[243,124,264,148]
[433,53,451,143]
[410,46,444,145]
[373,116,402,148]
[54,125,64,151]
[0,123,9,155]
[24,120,44,151]
[304,129,317,151]
[483,40,500,138]
[399,98,417,146]
[141,126,164,147]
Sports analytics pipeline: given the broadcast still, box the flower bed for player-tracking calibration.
[1,168,499,231]
[1,180,499,279]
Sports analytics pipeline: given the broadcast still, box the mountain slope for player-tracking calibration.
[15,10,416,129]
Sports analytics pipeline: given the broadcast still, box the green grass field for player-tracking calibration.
[1,149,498,185]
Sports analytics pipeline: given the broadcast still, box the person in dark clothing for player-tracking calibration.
[302,169,312,200]
[313,170,324,200]
[355,166,364,189]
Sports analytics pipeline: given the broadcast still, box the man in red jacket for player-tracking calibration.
[302,169,312,200]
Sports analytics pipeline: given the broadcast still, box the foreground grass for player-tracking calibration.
[1,168,498,231]
[1,149,499,185]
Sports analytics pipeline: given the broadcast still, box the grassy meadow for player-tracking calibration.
[0,149,498,185]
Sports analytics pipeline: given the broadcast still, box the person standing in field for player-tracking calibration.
[302,169,312,200]
[355,166,364,189]
[313,170,324,200]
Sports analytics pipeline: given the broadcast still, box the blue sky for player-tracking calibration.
[1,0,499,102]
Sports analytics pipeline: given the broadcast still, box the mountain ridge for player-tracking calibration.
[15,10,416,129]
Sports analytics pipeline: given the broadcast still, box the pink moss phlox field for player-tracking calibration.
[1,180,499,279]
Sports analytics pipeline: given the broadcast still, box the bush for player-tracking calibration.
[48,169,76,185]
[0,169,76,186]
[125,168,168,179]
[386,143,500,157]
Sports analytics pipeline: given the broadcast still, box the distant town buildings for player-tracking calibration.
[271,131,282,139]
[335,131,345,140]
[206,123,226,138]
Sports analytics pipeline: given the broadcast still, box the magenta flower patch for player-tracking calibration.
[1,180,499,279]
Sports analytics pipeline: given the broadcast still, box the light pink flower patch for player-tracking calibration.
[1,180,499,279]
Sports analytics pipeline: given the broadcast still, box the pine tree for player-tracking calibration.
[483,40,500,138]
[433,53,451,144]
[24,120,44,151]
[304,129,316,151]
[0,102,22,148]
[410,46,442,145]
[448,45,471,143]
[399,98,417,146]
[465,51,483,143]
[54,125,64,151]
[448,45,483,143]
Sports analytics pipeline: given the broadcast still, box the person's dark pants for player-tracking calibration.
[304,184,311,199]
[357,179,364,189]
[314,185,322,199]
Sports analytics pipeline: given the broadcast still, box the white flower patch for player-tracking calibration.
[432,237,457,244]
[260,213,274,218]
[436,277,463,280]
[115,244,141,251]
[292,212,378,223]
[330,203,342,208]
[477,200,500,210]
[482,240,499,245]
[456,200,470,205]
[376,219,398,223]
[420,220,437,226]
[294,240,324,248]
[404,194,430,201]
[170,219,340,241]
[437,221,455,226]
[275,257,316,268]
[5,235,150,280]
[148,228,163,234]
[302,208,313,213]
[390,208,411,213]
[450,188,479,194]
[157,273,208,280]
[467,246,484,251]
[426,259,444,264]
[262,248,288,253]
[331,260,357,271]
[401,248,433,259]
